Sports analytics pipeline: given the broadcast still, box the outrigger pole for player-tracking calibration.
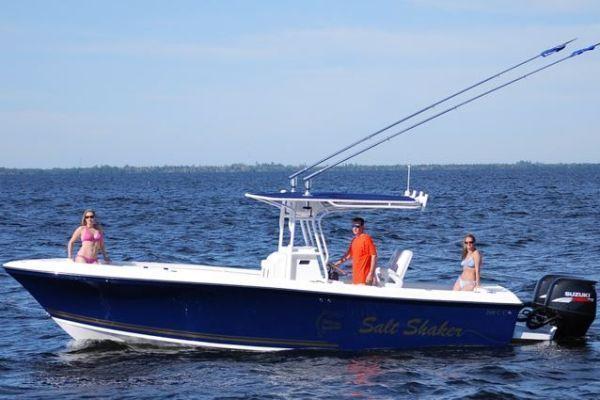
[288,39,576,192]
[300,41,599,194]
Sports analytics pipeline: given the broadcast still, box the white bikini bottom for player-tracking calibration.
[457,277,476,289]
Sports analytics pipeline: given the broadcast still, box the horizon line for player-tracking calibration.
[1,160,599,173]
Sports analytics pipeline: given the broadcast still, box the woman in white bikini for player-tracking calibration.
[453,233,481,291]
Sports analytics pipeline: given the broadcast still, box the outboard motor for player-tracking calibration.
[520,275,597,340]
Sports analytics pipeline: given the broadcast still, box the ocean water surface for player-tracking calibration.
[1,165,599,399]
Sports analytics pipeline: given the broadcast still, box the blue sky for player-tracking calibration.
[1,1,599,168]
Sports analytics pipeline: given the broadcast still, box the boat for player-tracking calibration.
[3,39,598,351]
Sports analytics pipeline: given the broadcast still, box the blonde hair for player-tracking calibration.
[80,209,103,232]
[461,233,476,260]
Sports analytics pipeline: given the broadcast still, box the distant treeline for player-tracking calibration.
[0,161,597,175]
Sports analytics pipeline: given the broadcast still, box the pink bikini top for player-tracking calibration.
[81,227,103,243]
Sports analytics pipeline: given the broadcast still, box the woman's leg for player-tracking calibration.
[453,277,461,291]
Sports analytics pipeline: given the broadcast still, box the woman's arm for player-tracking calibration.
[67,227,81,260]
[99,240,111,264]
[473,250,482,287]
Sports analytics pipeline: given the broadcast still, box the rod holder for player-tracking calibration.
[290,177,297,192]
[304,179,312,196]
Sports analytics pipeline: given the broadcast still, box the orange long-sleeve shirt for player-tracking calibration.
[346,233,377,284]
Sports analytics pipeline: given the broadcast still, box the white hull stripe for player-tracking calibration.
[53,317,287,352]
[48,309,338,349]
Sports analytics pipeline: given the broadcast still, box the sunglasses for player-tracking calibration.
[464,241,474,244]
[352,224,362,228]
[85,215,95,219]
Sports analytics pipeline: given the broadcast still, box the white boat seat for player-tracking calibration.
[376,249,413,287]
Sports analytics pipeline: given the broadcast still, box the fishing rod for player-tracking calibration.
[301,42,599,192]
[288,38,576,191]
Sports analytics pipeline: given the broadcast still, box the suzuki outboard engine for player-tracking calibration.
[520,275,597,340]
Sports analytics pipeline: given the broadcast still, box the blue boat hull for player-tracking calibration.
[5,268,520,351]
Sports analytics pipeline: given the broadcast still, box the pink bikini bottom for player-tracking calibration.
[78,254,98,264]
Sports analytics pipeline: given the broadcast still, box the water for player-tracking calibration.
[1,165,599,399]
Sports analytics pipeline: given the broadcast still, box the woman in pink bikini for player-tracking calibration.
[453,233,481,291]
[67,209,111,264]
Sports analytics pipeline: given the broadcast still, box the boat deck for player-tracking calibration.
[4,258,522,306]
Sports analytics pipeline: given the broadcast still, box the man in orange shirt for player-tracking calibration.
[334,217,378,285]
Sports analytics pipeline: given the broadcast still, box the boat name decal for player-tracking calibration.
[359,317,400,335]
[358,317,463,337]
[403,318,463,337]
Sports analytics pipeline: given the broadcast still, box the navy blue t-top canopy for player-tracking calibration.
[245,191,427,211]
[247,191,415,202]
[245,191,428,211]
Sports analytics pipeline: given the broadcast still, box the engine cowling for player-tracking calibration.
[527,274,597,339]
